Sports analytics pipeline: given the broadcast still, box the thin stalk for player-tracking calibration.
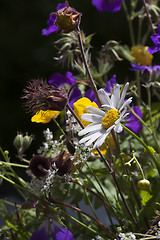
[76,26,101,106]
[96,148,139,229]
[84,185,99,220]
[146,86,160,153]
[61,210,103,237]
[47,194,118,239]
[66,103,84,129]
[0,174,26,199]
[71,177,112,210]
[141,0,155,34]
[122,124,160,175]
[137,16,144,45]
[122,1,135,46]
[0,161,28,168]
[52,117,74,149]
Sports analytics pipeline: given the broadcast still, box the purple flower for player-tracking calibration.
[148,24,160,54]
[92,0,123,12]
[42,3,66,36]
[130,63,160,80]
[30,219,74,240]
[124,106,143,135]
[49,72,81,109]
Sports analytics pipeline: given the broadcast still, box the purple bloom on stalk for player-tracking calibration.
[49,72,81,109]
[30,219,74,240]
[92,0,123,12]
[148,24,160,54]
[130,63,160,80]
[42,3,66,36]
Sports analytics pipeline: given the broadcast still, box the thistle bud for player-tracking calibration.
[29,155,51,177]
[52,150,72,176]
[52,1,82,33]
[22,79,68,114]
[137,179,150,190]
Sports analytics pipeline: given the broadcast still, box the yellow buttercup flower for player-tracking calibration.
[73,97,98,127]
[31,110,60,123]
[131,46,153,66]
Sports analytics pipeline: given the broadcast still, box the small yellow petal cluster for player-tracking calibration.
[102,109,119,129]
[73,97,98,127]
[31,110,60,124]
[131,46,153,66]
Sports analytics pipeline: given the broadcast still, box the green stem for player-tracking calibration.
[84,184,99,220]
[141,0,155,34]
[0,174,26,200]
[122,124,160,175]
[48,194,117,239]
[52,117,75,149]
[0,161,28,168]
[122,1,135,46]
[61,210,104,237]
[76,26,101,106]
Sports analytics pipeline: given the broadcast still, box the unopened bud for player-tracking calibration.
[23,134,33,151]
[13,133,23,150]
[137,179,150,190]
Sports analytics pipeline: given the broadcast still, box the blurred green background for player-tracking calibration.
[0,0,130,160]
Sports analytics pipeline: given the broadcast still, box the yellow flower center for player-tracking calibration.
[130,46,153,66]
[102,109,119,129]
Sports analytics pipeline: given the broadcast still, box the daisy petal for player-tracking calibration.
[118,82,129,109]
[111,84,120,108]
[79,130,104,145]
[114,123,123,133]
[119,97,132,112]
[93,129,112,149]
[78,123,103,136]
[86,107,105,116]
[81,113,103,123]
[98,89,112,106]
[102,104,116,110]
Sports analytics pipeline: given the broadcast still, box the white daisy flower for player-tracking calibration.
[78,82,132,149]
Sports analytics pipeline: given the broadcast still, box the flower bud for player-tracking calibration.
[53,3,82,33]
[23,134,33,151]
[22,79,68,114]
[29,155,51,177]
[13,133,23,150]
[52,150,72,176]
[137,179,150,190]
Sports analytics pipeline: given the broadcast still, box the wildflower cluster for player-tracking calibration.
[1,0,160,240]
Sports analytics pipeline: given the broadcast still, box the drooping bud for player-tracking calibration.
[29,155,51,177]
[137,179,151,190]
[52,1,82,33]
[22,79,68,114]
[52,150,72,176]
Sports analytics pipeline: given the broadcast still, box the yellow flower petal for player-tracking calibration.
[31,110,60,124]
[73,97,98,127]
[131,46,153,66]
